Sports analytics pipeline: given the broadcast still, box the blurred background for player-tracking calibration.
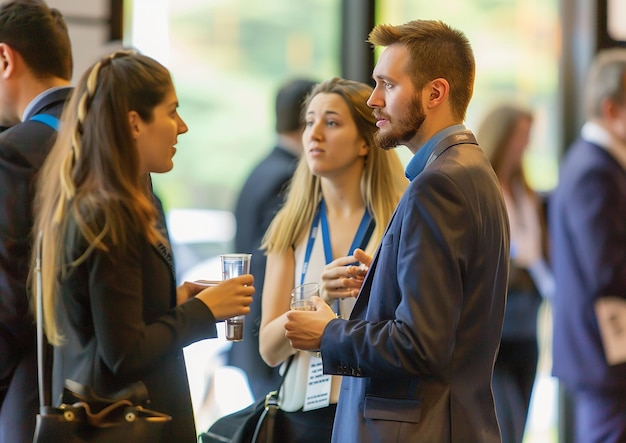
[46,1,625,441]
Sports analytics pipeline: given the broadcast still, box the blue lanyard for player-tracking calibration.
[29,114,60,131]
[300,199,372,285]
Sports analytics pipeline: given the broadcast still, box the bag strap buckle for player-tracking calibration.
[264,390,279,410]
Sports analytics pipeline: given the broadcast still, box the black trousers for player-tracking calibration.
[492,338,539,443]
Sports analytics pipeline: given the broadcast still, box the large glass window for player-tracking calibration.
[130,0,341,212]
[128,0,341,281]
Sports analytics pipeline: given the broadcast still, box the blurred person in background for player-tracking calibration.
[550,48,626,443]
[229,78,316,400]
[477,103,554,443]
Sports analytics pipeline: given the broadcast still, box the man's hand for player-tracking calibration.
[285,296,337,351]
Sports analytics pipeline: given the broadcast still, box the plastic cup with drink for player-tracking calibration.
[290,282,319,311]
[220,253,252,342]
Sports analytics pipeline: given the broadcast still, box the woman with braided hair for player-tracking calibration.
[30,50,254,442]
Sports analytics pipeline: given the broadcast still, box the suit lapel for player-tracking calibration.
[153,239,174,271]
[349,207,399,318]
[350,249,379,318]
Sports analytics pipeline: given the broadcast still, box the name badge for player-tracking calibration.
[303,354,332,411]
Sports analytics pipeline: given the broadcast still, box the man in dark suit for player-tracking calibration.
[0,1,73,441]
[228,78,316,400]
[550,48,626,443]
[284,20,509,443]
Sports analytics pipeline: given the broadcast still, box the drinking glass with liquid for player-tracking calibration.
[220,253,252,341]
[290,282,319,311]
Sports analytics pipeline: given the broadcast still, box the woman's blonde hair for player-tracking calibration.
[32,50,171,344]
[262,77,407,255]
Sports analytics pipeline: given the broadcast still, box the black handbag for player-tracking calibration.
[199,356,295,443]
[32,234,172,443]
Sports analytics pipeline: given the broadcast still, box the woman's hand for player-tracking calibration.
[193,275,254,320]
[319,248,371,302]
[176,281,208,305]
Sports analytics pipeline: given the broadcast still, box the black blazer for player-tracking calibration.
[0,87,72,443]
[53,210,219,443]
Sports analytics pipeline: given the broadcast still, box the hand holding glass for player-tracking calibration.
[220,253,252,341]
[290,283,319,311]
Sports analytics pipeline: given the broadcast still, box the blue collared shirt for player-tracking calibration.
[405,124,466,181]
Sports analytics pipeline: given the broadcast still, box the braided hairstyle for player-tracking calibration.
[33,50,173,344]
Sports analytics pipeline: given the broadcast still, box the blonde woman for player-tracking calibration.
[259,78,407,442]
[31,50,254,442]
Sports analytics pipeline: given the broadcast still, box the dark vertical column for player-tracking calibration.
[559,0,626,154]
[109,0,123,42]
[558,0,596,154]
[557,3,595,441]
[341,0,375,84]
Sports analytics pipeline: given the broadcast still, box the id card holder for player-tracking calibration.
[302,354,331,411]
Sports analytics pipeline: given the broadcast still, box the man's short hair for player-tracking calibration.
[584,48,626,120]
[368,20,475,121]
[275,78,317,133]
[0,0,73,80]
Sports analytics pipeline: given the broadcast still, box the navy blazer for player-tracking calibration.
[0,88,72,443]
[229,145,298,399]
[550,138,626,392]
[321,131,509,443]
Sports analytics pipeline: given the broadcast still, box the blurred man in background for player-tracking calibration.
[229,78,316,400]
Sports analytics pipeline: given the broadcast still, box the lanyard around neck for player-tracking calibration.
[300,199,372,285]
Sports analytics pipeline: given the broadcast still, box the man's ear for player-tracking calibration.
[425,78,450,109]
[0,43,16,79]
[603,96,624,120]
[128,110,141,139]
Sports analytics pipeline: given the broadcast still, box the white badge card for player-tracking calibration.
[303,355,332,411]
[595,296,626,365]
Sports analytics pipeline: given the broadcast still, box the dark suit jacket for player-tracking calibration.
[550,137,626,392]
[0,87,72,443]
[53,210,218,443]
[229,145,298,399]
[321,131,509,443]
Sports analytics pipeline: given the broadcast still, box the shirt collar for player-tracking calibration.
[21,86,72,122]
[405,124,466,181]
[581,121,626,172]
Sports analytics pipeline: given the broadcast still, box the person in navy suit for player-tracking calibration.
[229,78,316,400]
[0,2,73,442]
[284,20,509,443]
[550,48,626,443]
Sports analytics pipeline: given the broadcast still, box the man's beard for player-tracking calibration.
[374,95,425,149]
